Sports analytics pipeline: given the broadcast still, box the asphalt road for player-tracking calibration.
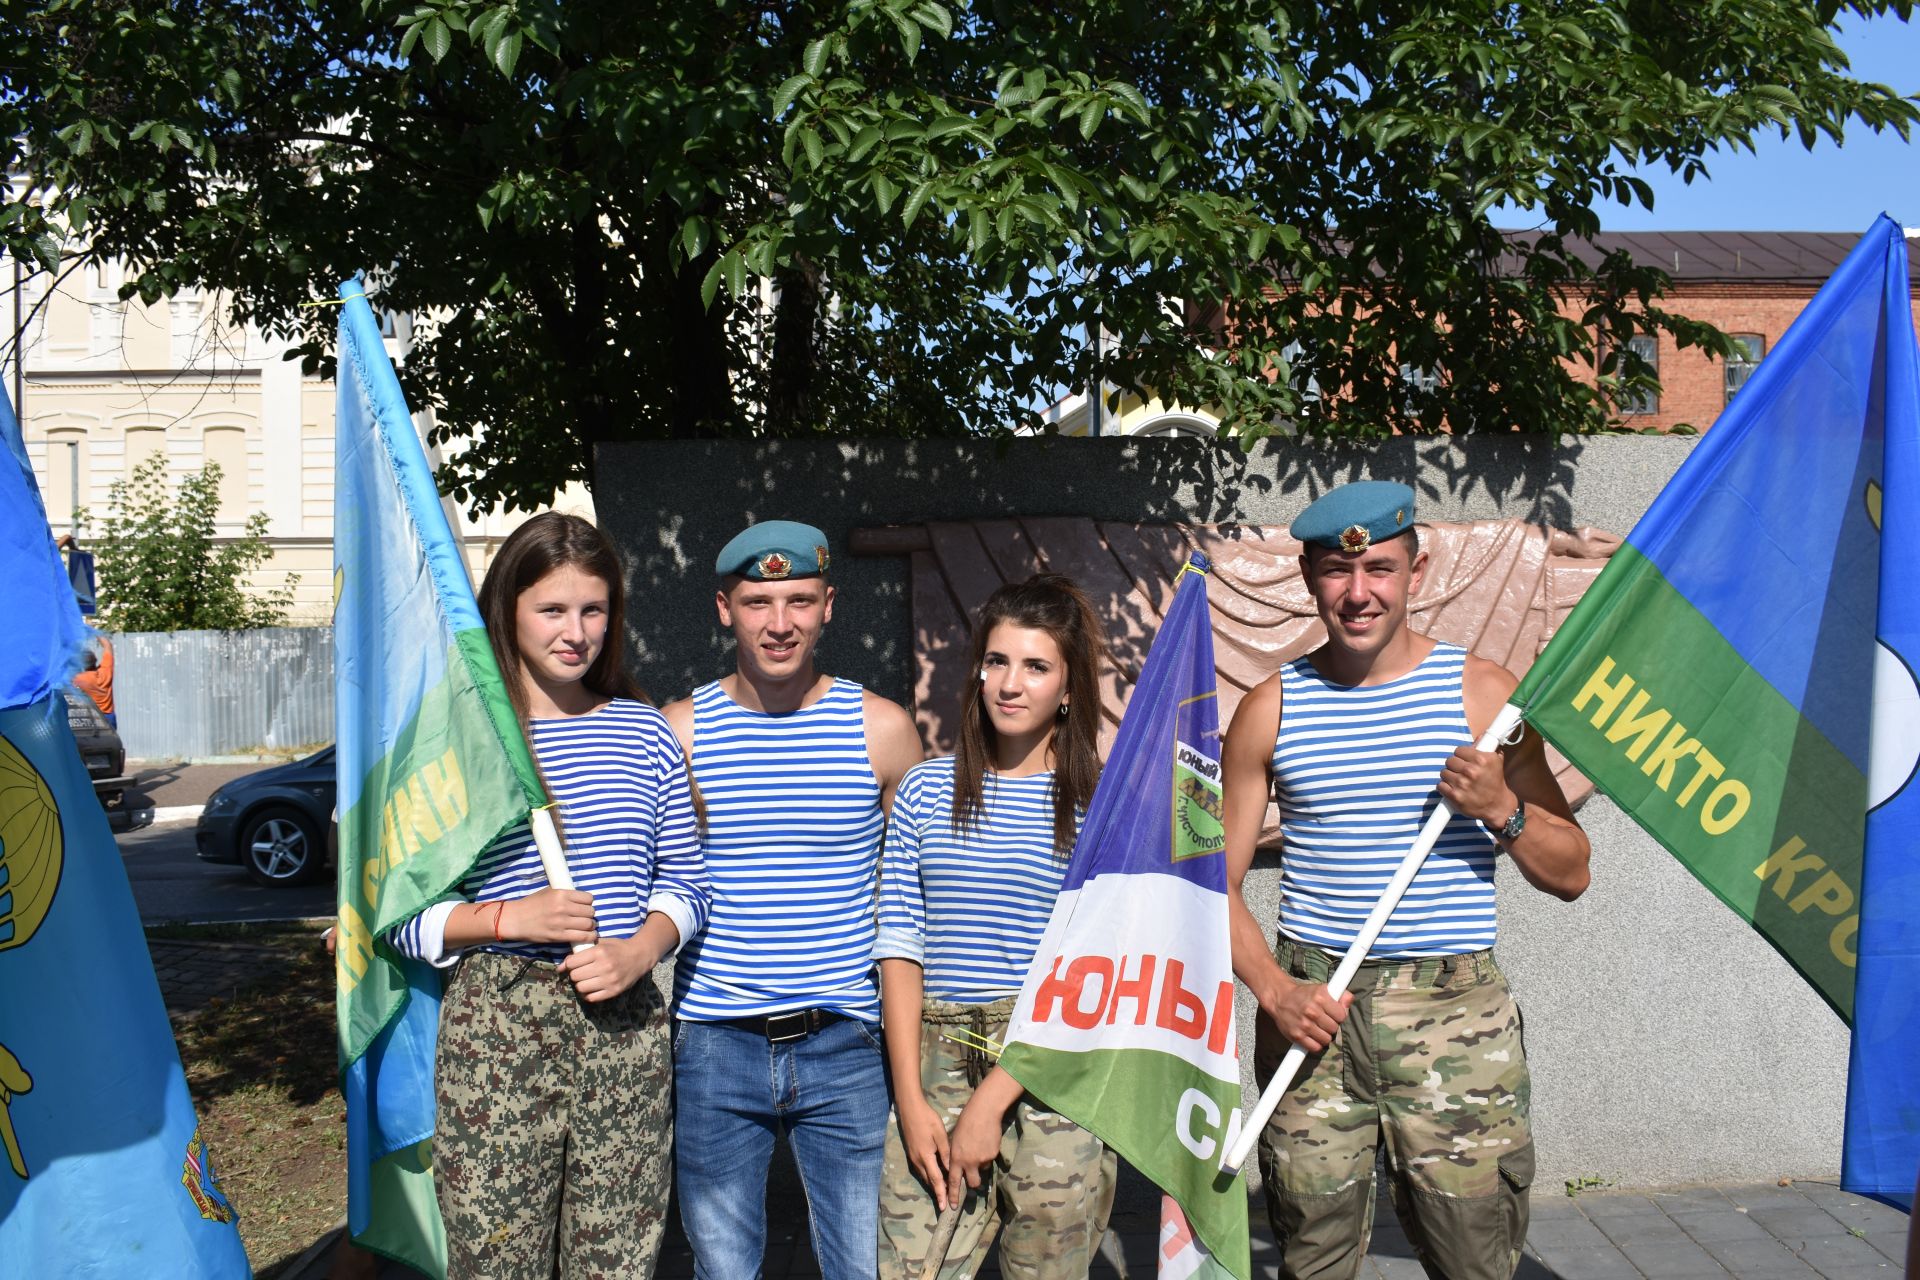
[115,814,334,924]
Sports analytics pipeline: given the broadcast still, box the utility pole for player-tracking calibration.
[1089,318,1102,437]
[10,253,21,415]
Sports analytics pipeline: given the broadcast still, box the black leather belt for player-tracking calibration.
[731,1008,844,1044]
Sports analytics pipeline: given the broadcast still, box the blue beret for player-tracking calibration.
[1289,481,1417,553]
[715,520,832,580]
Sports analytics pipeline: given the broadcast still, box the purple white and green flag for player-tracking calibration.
[333,279,549,1273]
[998,553,1251,1280]
[1510,216,1920,1209]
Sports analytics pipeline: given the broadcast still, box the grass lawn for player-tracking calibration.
[156,920,346,1277]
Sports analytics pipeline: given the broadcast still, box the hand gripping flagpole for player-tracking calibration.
[1220,699,1526,1174]
[529,803,593,955]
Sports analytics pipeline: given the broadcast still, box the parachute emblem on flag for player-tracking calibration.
[0,734,59,1183]
[0,1043,29,1179]
[1172,694,1224,862]
[180,1126,235,1223]
[0,734,62,951]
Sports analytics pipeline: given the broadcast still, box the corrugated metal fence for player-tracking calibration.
[112,628,333,760]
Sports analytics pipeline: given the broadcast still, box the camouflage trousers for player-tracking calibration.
[877,997,1116,1280]
[436,950,673,1280]
[1255,939,1534,1280]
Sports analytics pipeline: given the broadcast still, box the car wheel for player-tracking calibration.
[240,806,326,887]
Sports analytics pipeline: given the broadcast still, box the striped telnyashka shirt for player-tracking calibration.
[387,698,709,966]
[1272,642,1498,957]
[674,677,885,1023]
[874,758,1077,1003]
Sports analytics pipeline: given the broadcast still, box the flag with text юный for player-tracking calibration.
[999,554,1251,1280]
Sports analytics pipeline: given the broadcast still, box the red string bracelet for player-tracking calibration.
[491,900,506,942]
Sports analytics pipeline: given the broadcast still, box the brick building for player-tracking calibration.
[1044,228,1920,438]
[1573,230,1920,433]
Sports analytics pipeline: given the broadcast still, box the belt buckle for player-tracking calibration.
[764,1011,811,1043]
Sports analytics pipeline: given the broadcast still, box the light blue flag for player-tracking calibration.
[0,386,251,1274]
[332,279,547,1275]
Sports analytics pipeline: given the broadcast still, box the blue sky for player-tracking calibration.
[1534,12,1920,233]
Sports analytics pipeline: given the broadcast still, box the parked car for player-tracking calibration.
[195,745,336,886]
[63,686,128,810]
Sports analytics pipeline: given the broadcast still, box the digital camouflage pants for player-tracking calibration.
[1255,939,1535,1280]
[436,950,673,1280]
[878,997,1116,1280]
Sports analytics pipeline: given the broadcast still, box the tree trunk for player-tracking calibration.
[766,258,823,434]
[664,225,734,439]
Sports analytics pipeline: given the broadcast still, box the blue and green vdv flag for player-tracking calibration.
[1511,215,1920,1209]
[333,279,548,1272]
[0,385,249,1274]
[999,554,1251,1280]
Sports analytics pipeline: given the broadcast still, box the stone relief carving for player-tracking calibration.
[852,517,1621,846]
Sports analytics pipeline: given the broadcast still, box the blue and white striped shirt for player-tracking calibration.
[388,699,709,966]
[674,677,885,1023]
[874,759,1077,1003]
[1272,643,1498,957]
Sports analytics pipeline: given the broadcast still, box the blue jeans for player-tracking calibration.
[674,1016,889,1280]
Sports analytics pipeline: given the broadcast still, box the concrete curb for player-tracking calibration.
[146,804,204,824]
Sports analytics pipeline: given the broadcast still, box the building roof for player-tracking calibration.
[1553,230,1920,285]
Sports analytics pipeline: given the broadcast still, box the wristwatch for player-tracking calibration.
[1497,799,1527,844]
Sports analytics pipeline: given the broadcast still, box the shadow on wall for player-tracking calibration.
[596,434,1595,708]
[858,515,1619,847]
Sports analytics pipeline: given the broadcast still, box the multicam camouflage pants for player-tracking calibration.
[877,997,1116,1280]
[436,950,673,1280]
[1255,939,1534,1280]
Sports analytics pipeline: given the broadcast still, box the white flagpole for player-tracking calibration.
[529,803,593,955]
[1220,700,1526,1174]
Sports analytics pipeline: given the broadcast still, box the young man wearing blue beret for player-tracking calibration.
[1220,481,1592,1280]
[663,519,923,1280]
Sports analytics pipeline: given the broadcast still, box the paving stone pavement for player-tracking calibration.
[643,1165,1910,1280]
[148,935,296,1016]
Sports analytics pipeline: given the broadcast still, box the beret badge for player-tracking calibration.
[1338,524,1372,553]
[756,551,794,580]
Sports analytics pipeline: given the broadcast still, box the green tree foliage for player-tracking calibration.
[3,1,1914,510]
[91,454,293,632]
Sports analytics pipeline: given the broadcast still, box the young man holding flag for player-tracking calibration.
[1221,481,1591,1280]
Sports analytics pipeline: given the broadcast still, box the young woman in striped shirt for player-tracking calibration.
[387,513,709,1280]
[874,573,1117,1280]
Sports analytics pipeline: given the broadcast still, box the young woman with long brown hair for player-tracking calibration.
[873,572,1117,1280]
[387,512,708,1279]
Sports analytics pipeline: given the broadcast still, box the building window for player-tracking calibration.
[1725,334,1765,404]
[1621,335,1659,415]
[44,430,87,531]
[170,298,202,368]
[124,426,166,478]
[1399,363,1441,416]
[1131,413,1219,438]
[203,427,248,523]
